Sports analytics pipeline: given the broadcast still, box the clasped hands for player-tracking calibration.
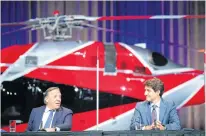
[144,121,165,130]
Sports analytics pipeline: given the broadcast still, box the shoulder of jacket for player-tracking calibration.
[61,106,73,114]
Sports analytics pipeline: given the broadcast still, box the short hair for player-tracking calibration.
[144,77,164,96]
[43,87,60,104]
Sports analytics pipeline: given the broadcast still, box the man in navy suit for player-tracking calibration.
[26,87,73,132]
[130,78,181,130]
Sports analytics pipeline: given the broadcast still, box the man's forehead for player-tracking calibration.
[145,86,153,90]
[145,86,152,89]
[49,89,61,95]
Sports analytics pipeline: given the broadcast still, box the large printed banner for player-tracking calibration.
[1,41,204,131]
[1,1,205,132]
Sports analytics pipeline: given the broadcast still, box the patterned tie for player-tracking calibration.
[44,110,54,128]
[152,105,157,123]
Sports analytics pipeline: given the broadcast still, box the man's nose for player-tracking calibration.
[144,91,147,96]
[57,97,61,101]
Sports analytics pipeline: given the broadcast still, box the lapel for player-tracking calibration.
[51,107,62,127]
[159,98,167,123]
[37,106,46,129]
[145,101,152,124]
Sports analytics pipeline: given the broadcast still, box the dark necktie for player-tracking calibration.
[44,110,54,128]
[152,105,157,123]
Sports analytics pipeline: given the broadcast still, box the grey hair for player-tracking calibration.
[43,87,60,104]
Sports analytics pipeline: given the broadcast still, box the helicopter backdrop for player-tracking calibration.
[1,1,205,131]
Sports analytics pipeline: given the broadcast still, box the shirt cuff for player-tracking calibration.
[142,126,145,130]
[55,127,60,132]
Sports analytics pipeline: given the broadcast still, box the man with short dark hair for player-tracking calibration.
[26,87,73,132]
[130,78,181,130]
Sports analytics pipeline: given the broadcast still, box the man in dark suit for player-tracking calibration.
[26,87,73,132]
[130,78,181,130]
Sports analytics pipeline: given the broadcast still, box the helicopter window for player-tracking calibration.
[104,43,117,74]
[149,52,168,66]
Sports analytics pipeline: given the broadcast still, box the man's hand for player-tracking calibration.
[156,121,166,130]
[45,128,56,132]
[144,123,155,130]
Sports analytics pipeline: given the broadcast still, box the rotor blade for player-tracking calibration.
[1,26,31,35]
[97,15,206,21]
[1,19,41,26]
[84,24,204,53]
[1,22,27,26]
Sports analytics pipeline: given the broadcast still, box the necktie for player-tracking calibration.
[44,110,54,128]
[152,105,157,123]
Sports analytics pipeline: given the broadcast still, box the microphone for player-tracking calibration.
[38,121,46,132]
[154,119,157,130]
[40,121,43,129]
[154,119,157,126]
[154,119,160,130]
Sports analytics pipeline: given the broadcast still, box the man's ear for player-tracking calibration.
[157,90,160,95]
[45,96,48,103]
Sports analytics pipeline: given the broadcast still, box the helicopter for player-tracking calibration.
[0,11,205,132]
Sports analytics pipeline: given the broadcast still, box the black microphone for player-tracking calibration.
[40,121,43,129]
[154,119,160,130]
[154,119,157,126]
[154,119,157,130]
[38,121,46,132]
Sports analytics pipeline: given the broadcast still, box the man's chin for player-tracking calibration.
[55,104,60,109]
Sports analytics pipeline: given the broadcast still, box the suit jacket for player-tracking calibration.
[26,105,73,131]
[130,99,181,130]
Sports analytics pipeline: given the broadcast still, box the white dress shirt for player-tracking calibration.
[41,107,56,129]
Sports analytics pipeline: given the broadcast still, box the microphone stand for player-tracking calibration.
[38,121,46,132]
[154,119,160,130]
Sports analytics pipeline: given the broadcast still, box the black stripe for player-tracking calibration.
[1,77,140,125]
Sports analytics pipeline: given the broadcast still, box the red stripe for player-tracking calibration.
[0,66,8,73]
[98,16,152,21]
[205,53,206,63]
[183,15,206,19]
[182,86,205,107]
[1,44,33,73]
[1,44,33,64]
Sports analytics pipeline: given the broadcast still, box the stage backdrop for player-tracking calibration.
[1,1,205,130]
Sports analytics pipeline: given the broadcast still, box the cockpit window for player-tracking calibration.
[149,52,168,66]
